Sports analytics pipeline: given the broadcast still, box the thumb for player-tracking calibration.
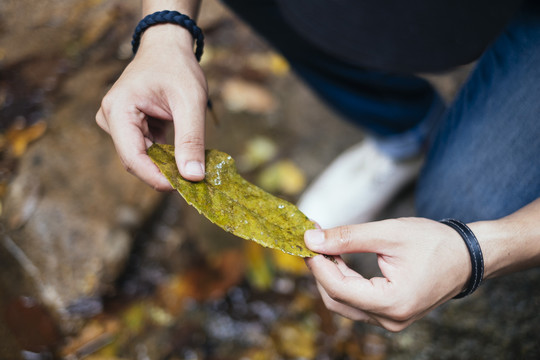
[305,223,390,255]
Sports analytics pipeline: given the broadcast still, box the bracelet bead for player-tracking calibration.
[131,10,204,61]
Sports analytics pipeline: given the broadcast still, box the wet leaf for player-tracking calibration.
[147,143,317,257]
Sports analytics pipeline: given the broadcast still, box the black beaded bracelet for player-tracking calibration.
[131,10,204,61]
[439,219,484,299]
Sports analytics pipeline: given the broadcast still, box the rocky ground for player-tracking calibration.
[1,0,539,359]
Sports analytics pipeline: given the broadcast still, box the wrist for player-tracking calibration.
[440,219,484,298]
[467,220,506,280]
[469,204,540,280]
[138,23,195,53]
[132,10,204,61]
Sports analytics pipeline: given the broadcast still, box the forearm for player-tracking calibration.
[142,0,201,18]
[469,197,540,280]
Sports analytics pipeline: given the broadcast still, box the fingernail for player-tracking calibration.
[305,229,325,246]
[144,137,154,148]
[185,161,204,177]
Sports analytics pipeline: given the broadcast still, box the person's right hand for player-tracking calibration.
[96,24,208,191]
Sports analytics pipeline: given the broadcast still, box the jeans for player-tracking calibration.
[417,5,540,222]
[222,0,540,222]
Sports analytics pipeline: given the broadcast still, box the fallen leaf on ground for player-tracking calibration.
[237,136,278,172]
[147,144,317,257]
[257,160,306,196]
[221,78,277,114]
[245,241,274,290]
[1,120,47,157]
[60,318,120,358]
[272,250,308,275]
[247,52,290,77]
[272,321,317,359]
[157,250,245,314]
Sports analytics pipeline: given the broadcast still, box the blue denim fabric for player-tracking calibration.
[222,0,540,221]
[416,5,540,221]
[221,0,439,144]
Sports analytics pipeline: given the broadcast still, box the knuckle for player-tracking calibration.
[194,83,209,101]
[95,111,108,129]
[334,225,354,250]
[95,113,105,128]
[177,133,205,151]
[325,285,345,304]
[386,303,415,323]
[100,94,114,114]
[325,301,341,314]
[382,321,409,333]
[321,296,337,311]
[121,157,136,175]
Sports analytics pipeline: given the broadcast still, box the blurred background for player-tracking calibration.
[1,0,539,359]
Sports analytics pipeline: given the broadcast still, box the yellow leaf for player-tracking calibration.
[273,322,317,359]
[4,120,47,157]
[257,160,306,196]
[272,250,308,275]
[245,242,274,290]
[237,136,278,172]
[269,53,290,76]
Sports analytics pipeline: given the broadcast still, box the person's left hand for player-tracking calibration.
[304,217,472,331]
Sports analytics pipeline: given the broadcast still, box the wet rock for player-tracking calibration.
[0,0,163,350]
[0,56,161,354]
[0,0,139,67]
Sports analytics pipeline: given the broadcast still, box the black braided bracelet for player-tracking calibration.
[131,10,204,61]
[439,219,484,299]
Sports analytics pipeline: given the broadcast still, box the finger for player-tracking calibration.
[317,279,421,331]
[306,255,391,313]
[171,92,207,182]
[333,256,361,277]
[310,254,450,330]
[315,281,375,323]
[108,111,173,191]
[304,221,396,255]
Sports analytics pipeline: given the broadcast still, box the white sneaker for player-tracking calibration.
[297,138,423,228]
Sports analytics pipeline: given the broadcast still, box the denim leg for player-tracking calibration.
[221,0,440,143]
[417,5,540,222]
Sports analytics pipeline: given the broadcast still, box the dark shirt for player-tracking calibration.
[276,0,523,73]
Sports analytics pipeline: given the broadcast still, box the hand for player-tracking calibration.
[304,217,472,331]
[96,24,208,190]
